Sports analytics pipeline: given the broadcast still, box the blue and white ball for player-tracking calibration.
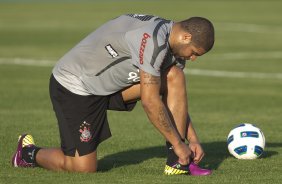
[227,123,265,159]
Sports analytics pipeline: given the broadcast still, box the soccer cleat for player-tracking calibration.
[164,163,189,175]
[164,162,212,176]
[188,162,212,176]
[11,134,36,167]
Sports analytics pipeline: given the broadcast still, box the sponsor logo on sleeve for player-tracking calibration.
[139,33,151,64]
[127,68,140,83]
[105,44,119,58]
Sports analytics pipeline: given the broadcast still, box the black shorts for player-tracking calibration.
[49,74,136,156]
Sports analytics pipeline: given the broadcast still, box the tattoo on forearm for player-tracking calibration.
[158,106,173,132]
[143,73,160,86]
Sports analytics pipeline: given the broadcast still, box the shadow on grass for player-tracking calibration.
[98,141,280,172]
[261,142,281,159]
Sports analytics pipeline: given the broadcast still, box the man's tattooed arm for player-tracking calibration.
[140,69,181,142]
[157,105,175,133]
[142,72,160,86]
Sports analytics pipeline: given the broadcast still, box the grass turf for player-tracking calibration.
[1,0,282,183]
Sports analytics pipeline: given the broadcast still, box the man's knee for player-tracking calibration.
[166,66,186,90]
[161,66,186,95]
[72,164,97,173]
[166,66,186,84]
[64,151,98,173]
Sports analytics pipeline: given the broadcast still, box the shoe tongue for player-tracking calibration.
[188,162,198,169]
[174,162,189,170]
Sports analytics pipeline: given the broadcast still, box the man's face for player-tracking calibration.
[170,31,206,61]
[171,42,206,61]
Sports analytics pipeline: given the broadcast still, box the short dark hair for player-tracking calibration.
[180,17,215,52]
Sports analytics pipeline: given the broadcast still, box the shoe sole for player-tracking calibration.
[164,165,189,175]
[11,134,27,167]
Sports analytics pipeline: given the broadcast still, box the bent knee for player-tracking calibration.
[66,161,97,173]
[64,151,98,173]
[73,165,97,173]
[166,66,185,84]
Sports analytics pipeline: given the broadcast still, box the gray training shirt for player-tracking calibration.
[52,14,185,96]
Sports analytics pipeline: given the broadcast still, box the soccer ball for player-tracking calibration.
[227,123,265,159]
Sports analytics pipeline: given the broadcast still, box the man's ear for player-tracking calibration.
[182,32,192,44]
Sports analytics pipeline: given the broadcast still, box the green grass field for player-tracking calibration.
[1,0,282,183]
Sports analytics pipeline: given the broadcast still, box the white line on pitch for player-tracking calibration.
[208,51,282,60]
[185,68,282,80]
[216,22,282,34]
[0,57,282,80]
[0,58,55,67]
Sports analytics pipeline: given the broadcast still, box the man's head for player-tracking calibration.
[169,17,215,61]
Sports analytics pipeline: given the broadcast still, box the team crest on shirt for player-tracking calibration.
[79,121,93,142]
[105,44,119,58]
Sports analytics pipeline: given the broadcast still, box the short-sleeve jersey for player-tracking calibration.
[52,14,185,96]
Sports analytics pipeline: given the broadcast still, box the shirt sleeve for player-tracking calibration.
[125,21,171,76]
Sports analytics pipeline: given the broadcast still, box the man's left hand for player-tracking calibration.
[189,142,205,164]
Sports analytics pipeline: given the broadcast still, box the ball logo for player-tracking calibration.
[139,33,151,64]
[240,131,259,138]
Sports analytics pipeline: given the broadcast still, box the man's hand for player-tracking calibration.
[189,142,205,164]
[173,141,193,165]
